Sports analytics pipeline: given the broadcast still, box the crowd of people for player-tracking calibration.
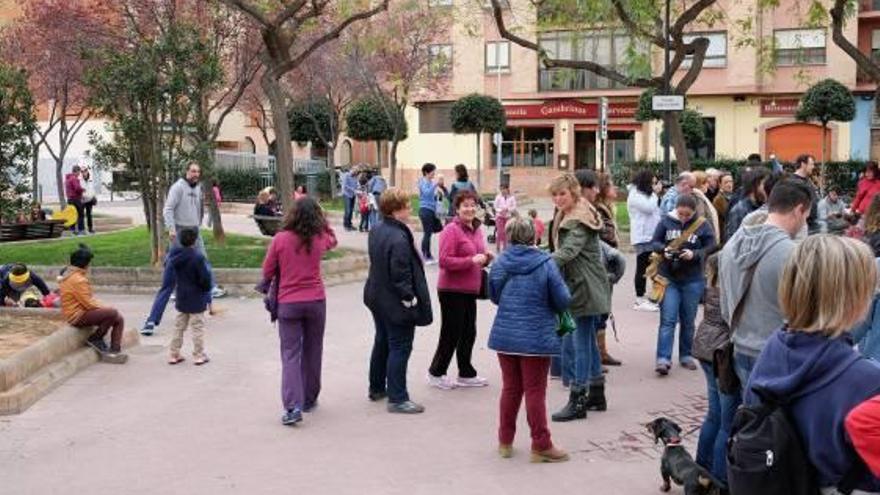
[9,154,880,490]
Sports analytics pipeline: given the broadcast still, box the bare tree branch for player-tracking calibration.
[830,0,880,81]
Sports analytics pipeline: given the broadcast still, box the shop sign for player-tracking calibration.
[505,99,637,120]
[760,98,800,117]
[651,95,684,111]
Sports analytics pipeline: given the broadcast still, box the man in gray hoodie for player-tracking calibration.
[142,163,224,335]
[719,179,813,390]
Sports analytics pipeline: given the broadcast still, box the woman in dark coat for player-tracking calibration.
[364,187,433,414]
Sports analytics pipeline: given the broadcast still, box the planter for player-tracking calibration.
[0,308,139,415]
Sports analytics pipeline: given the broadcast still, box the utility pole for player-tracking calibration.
[496,42,504,190]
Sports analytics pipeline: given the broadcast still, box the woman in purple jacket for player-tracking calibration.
[427,189,494,390]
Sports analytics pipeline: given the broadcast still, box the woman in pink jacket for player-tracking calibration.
[427,189,494,390]
[262,197,337,426]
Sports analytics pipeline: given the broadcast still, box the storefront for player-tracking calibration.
[493,98,642,172]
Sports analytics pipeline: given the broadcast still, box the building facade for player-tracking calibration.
[388,0,873,195]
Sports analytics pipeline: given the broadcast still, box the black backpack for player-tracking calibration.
[727,400,819,495]
[727,398,864,495]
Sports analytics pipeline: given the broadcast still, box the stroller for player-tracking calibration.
[482,203,497,244]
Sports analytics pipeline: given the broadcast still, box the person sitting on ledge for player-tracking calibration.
[59,244,128,364]
[0,263,51,307]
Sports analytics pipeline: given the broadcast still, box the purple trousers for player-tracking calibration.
[278,300,326,411]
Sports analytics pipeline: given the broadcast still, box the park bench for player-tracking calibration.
[0,220,66,242]
[252,215,283,236]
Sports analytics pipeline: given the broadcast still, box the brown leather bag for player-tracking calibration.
[645,217,706,304]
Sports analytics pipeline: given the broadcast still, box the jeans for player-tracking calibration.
[734,351,758,400]
[418,207,436,260]
[82,199,95,233]
[696,362,741,484]
[343,195,355,229]
[369,313,416,404]
[562,315,603,388]
[369,194,381,228]
[70,198,85,233]
[429,292,478,378]
[278,301,326,411]
[498,354,553,451]
[656,278,705,364]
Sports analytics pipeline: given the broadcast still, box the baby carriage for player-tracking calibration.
[482,203,497,244]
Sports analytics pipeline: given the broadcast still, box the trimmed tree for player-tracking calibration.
[0,64,36,220]
[450,93,507,190]
[796,78,855,189]
[345,95,407,171]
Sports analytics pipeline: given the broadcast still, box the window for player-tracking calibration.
[491,127,555,167]
[681,32,727,68]
[537,31,645,91]
[774,29,826,66]
[419,103,453,133]
[428,44,453,74]
[486,41,510,72]
[872,30,880,62]
[607,131,635,164]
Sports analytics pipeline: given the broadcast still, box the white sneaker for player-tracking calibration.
[427,374,457,390]
[456,376,489,388]
[634,300,659,312]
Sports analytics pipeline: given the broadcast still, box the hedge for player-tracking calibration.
[212,168,332,202]
[610,159,869,196]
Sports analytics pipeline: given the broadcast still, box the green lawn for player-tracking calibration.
[1,227,346,268]
[615,201,630,233]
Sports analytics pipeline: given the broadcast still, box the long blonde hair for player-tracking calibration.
[779,235,877,337]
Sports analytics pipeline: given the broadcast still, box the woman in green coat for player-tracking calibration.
[548,173,611,423]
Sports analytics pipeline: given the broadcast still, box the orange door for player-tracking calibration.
[765,123,832,162]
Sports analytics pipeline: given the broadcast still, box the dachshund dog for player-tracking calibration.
[647,417,715,495]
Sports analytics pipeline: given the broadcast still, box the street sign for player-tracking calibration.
[493,132,502,146]
[599,97,608,141]
[652,95,684,111]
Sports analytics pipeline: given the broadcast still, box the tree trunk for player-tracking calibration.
[31,149,39,203]
[475,133,482,191]
[262,74,295,213]
[55,160,66,208]
[207,188,226,246]
[821,122,828,194]
[142,191,152,232]
[327,143,337,199]
[390,139,399,188]
[667,113,691,172]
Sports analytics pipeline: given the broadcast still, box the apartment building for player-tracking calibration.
[386,0,879,194]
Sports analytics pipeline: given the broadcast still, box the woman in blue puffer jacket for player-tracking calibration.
[488,216,572,464]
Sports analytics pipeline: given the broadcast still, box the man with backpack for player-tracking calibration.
[719,180,813,390]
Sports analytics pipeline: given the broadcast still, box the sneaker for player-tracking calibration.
[193,354,210,366]
[368,390,388,402]
[633,300,660,312]
[498,444,514,459]
[102,352,129,364]
[424,258,438,266]
[387,400,425,414]
[140,321,156,336]
[282,408,303,426]
[86,337,110,354]
[426,374,457,390]
[680,359,698,371]
[655,362,671,376]
[211,286,228,299]
[456,376,489,388]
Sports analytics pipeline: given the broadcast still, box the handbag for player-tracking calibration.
[645,217,706,304]
[556,310,576,337]
[477,268,489,300]
[713,341,741,395]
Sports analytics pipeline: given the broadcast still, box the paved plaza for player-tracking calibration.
[0,205,707,495]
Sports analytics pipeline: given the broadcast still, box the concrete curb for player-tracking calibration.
[0,308,140,415]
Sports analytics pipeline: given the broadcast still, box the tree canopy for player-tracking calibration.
[289,98,335,146]
[0,64,36,220]
[450,93,507,135]
[345,95,407,143]
[796,78,856,126]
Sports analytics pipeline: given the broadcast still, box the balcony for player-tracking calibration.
[860,0,880,16]
[538,68,627,92]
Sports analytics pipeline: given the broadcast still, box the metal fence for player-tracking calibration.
[214,151,327,192]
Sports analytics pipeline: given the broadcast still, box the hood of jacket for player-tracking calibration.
[724,222,789,272]
[167,245,200,271]
[496,245,551,275]
[749,330,861,402]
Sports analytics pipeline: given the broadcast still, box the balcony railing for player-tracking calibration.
[539,68,627,92]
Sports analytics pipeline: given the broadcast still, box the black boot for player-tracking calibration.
[584,383,607,412]
[551,387,587,422]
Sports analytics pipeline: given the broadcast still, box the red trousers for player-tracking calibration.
[497,353,553,452]
[75,308,125,352]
